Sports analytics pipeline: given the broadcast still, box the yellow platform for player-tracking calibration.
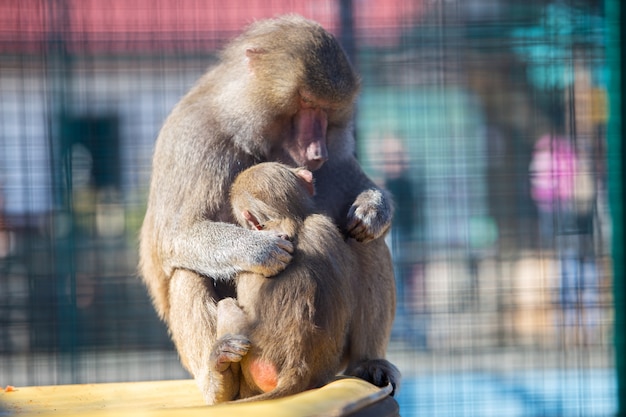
[0,377,398,417]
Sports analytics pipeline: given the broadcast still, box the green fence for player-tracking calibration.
[0,1,620,415]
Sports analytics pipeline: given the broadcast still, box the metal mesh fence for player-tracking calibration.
[0,1,616,415]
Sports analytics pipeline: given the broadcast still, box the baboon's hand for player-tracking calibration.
[244,231,294,277]
[217,298,248,339]
[210,334,251,372]
[347,189,392,242]
[347,359,401,396]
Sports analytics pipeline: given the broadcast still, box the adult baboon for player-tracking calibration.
[139,15,395,403]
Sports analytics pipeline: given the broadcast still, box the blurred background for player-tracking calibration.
[0,0,621,416]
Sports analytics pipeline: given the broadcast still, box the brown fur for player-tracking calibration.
[212,163,398,402]
[139,15,395,404]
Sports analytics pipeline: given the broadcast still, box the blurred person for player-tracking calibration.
[0,186,12,259]
[379,135,426,346]
[0,185,14,352]
[529,135,577,245]
[529,134,599,345]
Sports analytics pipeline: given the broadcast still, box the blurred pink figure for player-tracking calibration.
[529,134,577,212]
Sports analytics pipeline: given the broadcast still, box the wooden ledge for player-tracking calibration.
[0,377,398,417]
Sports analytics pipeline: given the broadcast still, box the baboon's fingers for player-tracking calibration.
[210,334,251,372]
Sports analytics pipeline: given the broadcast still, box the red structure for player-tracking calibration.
[1,0,426,53]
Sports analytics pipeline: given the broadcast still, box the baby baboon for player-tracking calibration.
[211,162,399,402]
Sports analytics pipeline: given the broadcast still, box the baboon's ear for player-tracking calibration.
[296,169,315,196]
[245,48,267,73]
[242,210,263,230]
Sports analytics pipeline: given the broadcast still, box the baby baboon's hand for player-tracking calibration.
[216,298,249,338]
[210,334,251,372]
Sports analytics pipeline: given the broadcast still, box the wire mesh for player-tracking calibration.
[0,1,616,416]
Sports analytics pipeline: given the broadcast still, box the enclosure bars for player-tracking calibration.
[606,0,625,415]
